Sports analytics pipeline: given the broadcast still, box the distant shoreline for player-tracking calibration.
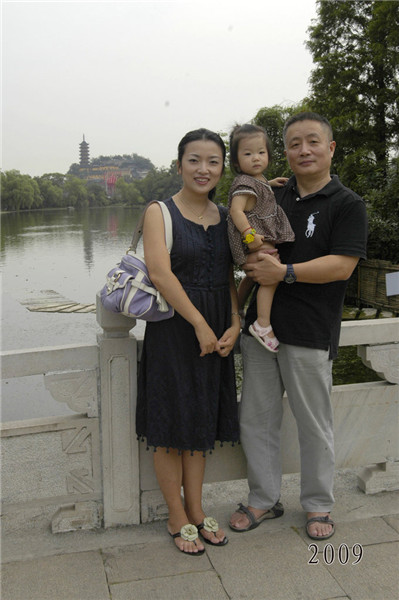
[1,204,144,215]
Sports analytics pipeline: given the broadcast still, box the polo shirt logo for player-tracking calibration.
[305,212,319,238]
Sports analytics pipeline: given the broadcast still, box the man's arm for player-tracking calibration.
[243,253,359,285]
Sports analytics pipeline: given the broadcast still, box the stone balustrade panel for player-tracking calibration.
[1,309,398,530]
[0,415,102,531]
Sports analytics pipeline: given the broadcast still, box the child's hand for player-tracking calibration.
[269,177,289,188]
[247,233,264,251]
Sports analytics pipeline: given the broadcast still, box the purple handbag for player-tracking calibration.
[100,201,174,321]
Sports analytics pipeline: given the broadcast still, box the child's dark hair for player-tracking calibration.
[229,124,272,176]
[177,128,226,199]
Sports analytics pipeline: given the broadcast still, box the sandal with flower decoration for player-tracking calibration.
[168,524,205,556]
[197,516,228,546]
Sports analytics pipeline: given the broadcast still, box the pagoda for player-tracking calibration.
[79,135,90,168]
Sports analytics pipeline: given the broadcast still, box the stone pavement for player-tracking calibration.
[1,470,398,600]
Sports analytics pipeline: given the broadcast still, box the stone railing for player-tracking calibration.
[1,294,398,534]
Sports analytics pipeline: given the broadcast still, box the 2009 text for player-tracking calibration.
[308,543,363,565]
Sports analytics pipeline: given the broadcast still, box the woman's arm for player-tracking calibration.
[216,266,241,357]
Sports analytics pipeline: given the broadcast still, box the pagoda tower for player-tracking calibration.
[79,135,90,168]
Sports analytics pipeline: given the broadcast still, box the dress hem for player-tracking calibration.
[137,435,240,457]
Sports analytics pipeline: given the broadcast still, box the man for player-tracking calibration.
[229,112,368,540]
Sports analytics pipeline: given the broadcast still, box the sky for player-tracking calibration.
[2,0,317,176]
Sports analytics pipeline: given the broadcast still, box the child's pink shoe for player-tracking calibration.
[249,322,279,353]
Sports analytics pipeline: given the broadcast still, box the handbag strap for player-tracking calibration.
[129,200,173,253]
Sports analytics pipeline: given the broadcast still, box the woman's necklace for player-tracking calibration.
[178,194,209,220]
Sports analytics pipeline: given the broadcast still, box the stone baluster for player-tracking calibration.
[96,293,140,527]
[357,341,399,493]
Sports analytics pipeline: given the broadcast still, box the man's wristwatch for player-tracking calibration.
[284,264,296,284]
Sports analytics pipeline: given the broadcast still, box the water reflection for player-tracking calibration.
[1,206,143,303]
[1,206,148,420]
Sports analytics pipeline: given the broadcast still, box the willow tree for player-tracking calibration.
[306,0,399,194]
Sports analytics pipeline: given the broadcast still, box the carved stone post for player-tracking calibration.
[357,343,399,384]
[357,342,399,493]
[96,293,140,527]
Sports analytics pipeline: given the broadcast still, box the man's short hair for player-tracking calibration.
[283,112,333,146]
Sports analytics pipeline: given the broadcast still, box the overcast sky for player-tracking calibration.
[2,0,317,176]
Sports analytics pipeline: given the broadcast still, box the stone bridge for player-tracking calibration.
[1,294,398,534]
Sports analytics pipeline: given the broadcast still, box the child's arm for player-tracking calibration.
[269,177,289,187]
[230,194,263,250]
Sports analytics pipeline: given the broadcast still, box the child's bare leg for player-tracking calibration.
[250,289,280,352]
[246,241,277,332]
[246,242,280,352]
[256,283,278,331]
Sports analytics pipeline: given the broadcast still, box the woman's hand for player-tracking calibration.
[216,323,240,358]
[194,321,218,357]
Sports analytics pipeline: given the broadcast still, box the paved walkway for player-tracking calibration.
[1,470,398,600]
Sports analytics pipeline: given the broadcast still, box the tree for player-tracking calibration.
[364,157,399,262]
[67,163,81,176]
[87,183,109,206]
[1,170,42,211]
[306,0,399,195]
[114,178,144,206]
[35,175,64,208]
[64,176,89,208]
[135,162,181,203]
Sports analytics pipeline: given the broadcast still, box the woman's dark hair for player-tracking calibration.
[177,128,226,199]
[229,124,273,176]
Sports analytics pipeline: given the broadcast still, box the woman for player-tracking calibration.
[136,129,240,555]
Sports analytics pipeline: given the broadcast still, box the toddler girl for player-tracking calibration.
[227,124,294,352]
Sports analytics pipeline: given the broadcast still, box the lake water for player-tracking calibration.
[1,207,147,420]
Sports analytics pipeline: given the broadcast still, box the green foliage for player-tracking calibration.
[135,161,182,203]
[306,0,399,193]
[63,177,89,208]
[67,163,81,176]
[364,158,399,262]
[215,170,234,207]
[332,346,381,385]
[1,170,42,211]
[34,175,65,208]
[364,157,399,222]
[366,215,399,263]
[87,183,110,207]
[115,178,144,206]
[305,0,399,265]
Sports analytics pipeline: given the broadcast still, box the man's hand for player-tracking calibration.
[243,252,285,286]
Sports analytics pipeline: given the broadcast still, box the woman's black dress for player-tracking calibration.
[136,198,239,453]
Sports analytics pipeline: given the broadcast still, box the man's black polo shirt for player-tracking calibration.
[243,175,368,359]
